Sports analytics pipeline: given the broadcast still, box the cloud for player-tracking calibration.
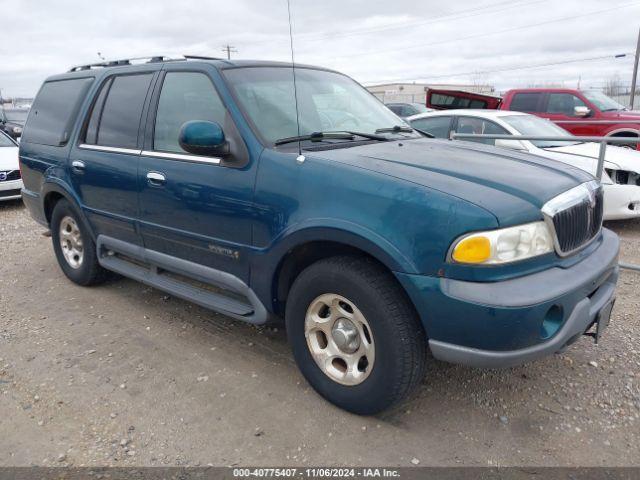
[0,0,638,97]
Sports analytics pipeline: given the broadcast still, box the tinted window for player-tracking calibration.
[455,117,508,145]
[509,93,542,112]
[430,93,488,110]
[84,78,112,145]
[546,93,586,116]
[154,72,226,153]
[96,74,153,148]
[401,105,418,116]
[22,77,94,146]
[410,117,451,138]
[387,105,402,115]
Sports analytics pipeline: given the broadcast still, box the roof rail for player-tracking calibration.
[68,54,226,72]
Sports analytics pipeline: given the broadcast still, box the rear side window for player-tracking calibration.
[455,117,508,145]
[85,73,154,149]
[22,77,94,146]
[153,72,226,153]
[430,93,487,110]
[509,93,542,112]
[387,105,402,115]
[410,116,451,138]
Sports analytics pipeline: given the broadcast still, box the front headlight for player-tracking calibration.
[12,126,22,134]
[449,221,554,265]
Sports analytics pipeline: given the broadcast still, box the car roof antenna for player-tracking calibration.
[286,0,304,163]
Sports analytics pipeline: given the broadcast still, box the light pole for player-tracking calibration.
[631,27,640,109]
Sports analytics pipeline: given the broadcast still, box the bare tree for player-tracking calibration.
[603,74,623,97]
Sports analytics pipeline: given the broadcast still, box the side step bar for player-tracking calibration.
[96,235,268,324]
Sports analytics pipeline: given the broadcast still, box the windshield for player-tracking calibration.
[4,109,29,124]
[0,132,16,147]
[502,114,580,148]
[224,67,416,145]
[581,91,626,112]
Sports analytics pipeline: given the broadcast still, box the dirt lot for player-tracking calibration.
[1,200,639,467]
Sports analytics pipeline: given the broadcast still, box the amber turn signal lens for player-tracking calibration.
[452,236,491,264]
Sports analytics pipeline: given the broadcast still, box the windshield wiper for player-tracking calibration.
[338,131,390,141]
[274,131,355,146]
[413,128,435,138]
[375,125,414,134]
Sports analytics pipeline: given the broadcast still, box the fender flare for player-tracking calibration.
[605,128,640,137]
[250,221,420,311]
[41,179,96,240]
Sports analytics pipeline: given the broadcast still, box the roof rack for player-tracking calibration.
[68,54,226,72]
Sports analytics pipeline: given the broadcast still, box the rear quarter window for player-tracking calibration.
[430,93,488,110]
[22,77,94,146]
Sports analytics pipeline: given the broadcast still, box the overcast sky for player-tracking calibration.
[0,0,638,97]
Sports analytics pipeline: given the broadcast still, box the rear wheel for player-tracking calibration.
[51,199,108,286]
[285,256,426,415]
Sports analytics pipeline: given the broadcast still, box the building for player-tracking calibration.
[366,82,495,105]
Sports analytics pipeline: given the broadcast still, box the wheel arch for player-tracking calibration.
[606,128,640,137]
[257,226,419,317]
[41,181,94,240]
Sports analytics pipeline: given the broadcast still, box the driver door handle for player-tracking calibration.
[71,160,85,173]
[146,171,166,186]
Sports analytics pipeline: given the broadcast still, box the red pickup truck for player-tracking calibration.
[426,88,640,148]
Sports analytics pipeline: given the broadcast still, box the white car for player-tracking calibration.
[407,109,640,220]
[0,131,22,201]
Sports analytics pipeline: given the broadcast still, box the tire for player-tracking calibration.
[51,199,108,286]
[285,255,427,415]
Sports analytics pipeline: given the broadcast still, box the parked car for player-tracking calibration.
[426,88,640,149]
[385,102,432,118]
[0,130,22,201]
[407,109,640,220]
[20,57,619,414]
[0,107,28,139]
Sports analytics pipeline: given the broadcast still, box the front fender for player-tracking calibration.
[249,222,417,312]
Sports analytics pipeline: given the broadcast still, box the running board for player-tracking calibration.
[96,235,268,324]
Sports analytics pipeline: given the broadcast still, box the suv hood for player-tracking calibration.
[309,138,592,226]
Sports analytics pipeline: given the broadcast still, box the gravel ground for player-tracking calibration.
[1,200,639,467]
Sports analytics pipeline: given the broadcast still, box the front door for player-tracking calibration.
[137,68,256,281]
[539,92,595,136]
[69,70,158,244]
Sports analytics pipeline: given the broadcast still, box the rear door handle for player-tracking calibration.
[71,160,85,173]
[146,171,166,186]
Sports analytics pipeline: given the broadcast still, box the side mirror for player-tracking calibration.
[574,106,591,117]
[178,120,229,157]
[495,139,527,151]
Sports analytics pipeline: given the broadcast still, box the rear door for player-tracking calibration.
[69,69,159,244]
[137,65,255,281]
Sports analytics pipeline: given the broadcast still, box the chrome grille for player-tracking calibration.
[542,181,603,257]
[0,170,20,182]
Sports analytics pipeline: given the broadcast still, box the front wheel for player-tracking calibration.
[285,256,427,415]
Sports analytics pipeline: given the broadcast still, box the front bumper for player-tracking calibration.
[603,184,640,220]
[0,179,23,201]
[396,229,620,368]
